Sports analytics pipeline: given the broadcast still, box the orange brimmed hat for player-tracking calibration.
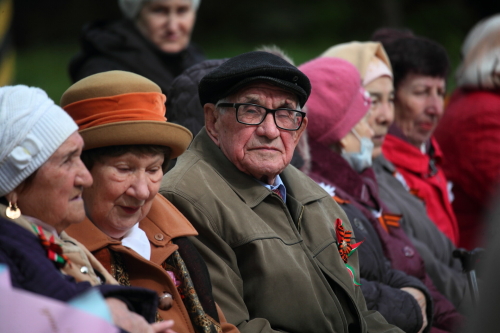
[60,71,192,158]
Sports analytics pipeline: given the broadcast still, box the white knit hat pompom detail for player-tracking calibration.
[0,85,78,197]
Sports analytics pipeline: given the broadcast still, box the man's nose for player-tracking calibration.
[256,113,280,139]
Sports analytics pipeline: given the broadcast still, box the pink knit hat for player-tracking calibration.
[299,57,371,146]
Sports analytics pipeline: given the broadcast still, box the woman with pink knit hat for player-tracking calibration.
[299,56,461,333]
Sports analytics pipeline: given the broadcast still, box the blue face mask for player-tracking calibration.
[341,128,374,173]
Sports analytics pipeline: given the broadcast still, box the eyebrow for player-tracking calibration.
[241,96,260,104]
[62,148,79,161]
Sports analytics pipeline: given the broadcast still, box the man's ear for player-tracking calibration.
[204,103,220,146]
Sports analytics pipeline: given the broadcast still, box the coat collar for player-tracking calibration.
[373,153,396,174]
[65,194,197,253]
[189,128,328,208]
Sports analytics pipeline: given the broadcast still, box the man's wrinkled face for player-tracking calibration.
[205,83,307,184]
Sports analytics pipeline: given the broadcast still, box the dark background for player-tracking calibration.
[10,0,500,102]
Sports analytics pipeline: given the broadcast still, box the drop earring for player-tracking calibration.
[5,202,21,219]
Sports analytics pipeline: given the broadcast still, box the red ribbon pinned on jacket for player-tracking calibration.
[335,218,363,286]
[335,218,363,263]
[31,225,70,268]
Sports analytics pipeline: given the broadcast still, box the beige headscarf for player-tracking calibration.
[321,41,392,85]
[456,14,500,89]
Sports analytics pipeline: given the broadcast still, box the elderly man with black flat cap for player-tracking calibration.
[160,51,401,333]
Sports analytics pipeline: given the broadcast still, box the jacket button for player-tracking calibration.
[158,293,173,310]
[403,246,415,257]
[353,218,365,231]
[80,266,89,274]
[154,234,164,241]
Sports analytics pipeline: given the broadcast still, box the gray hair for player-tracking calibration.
[456,14,500,89]
[215,97,231,114]
[255,45,295,66]
[119,0,201,20]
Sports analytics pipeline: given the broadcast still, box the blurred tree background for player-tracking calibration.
[8,0,500,102]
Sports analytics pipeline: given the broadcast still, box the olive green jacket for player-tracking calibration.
[160,128,401,333]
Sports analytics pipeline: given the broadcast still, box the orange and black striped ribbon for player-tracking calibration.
[336,218,353,263]
[377,213,402,233]
[409,188,425,202]
[333,195,350,205]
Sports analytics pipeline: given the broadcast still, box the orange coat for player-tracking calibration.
[66,194,238,333]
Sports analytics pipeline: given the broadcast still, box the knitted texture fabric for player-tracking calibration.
[299,57,370,146]
[198,51,311,107]
[0,85,78,196]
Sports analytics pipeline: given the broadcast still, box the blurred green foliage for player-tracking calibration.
[11,0,500,102]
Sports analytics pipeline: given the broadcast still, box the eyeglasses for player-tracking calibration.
[217,103,306,131]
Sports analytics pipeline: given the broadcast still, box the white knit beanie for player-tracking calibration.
[0,85,78,197]
[119,0,201,20]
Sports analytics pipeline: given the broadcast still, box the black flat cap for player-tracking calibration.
[198,51,311,107]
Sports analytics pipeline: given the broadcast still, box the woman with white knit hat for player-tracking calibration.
[69,0,205,97]
[0,85,176,333]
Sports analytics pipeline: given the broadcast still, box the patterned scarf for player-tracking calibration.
[110,250,222,333]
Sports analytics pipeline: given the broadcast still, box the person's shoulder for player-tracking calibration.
[0,217,38,244]
[160,148,215,197]
[282,165,331,201]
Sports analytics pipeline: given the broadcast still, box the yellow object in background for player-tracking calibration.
[0,0,15,87]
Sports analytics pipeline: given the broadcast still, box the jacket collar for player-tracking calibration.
[373,153,396,174]
[66,194,197,253]
[190,128,328,208]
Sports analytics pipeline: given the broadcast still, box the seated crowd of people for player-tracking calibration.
[1,1,500,332]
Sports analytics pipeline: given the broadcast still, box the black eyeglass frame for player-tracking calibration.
[217,102,306,131]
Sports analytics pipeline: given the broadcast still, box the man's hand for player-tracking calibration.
[401,287,428,333]
[106,298,177,333]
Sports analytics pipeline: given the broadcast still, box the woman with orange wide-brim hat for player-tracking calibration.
[62,70,238,333]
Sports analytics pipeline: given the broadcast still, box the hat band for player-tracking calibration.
[64,92,167,131]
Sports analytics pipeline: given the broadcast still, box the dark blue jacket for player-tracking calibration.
[0,217,158,324]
